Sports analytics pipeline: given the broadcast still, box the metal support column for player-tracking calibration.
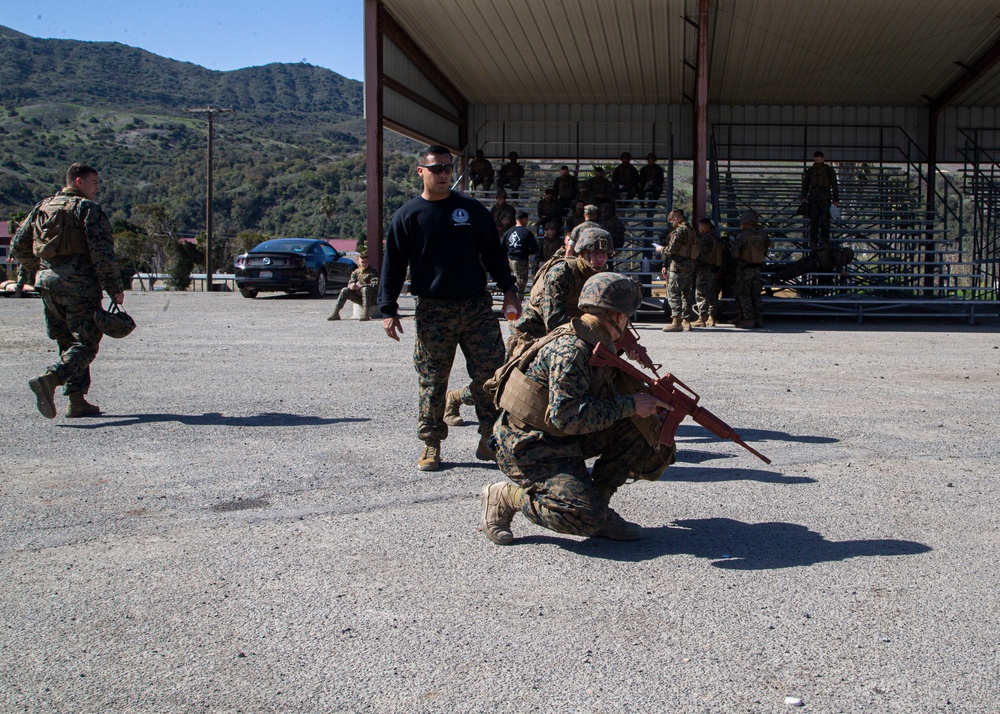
[364,0,385,268]
[692,0,710,222]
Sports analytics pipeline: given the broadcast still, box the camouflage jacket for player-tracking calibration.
[11,187,123,298]
[350,266,379,289]
[514,257,602,338]
[730,227,770,265]
[663,222,697,269]
[518,324,635,439]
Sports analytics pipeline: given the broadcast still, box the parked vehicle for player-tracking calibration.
[234,238,356,299]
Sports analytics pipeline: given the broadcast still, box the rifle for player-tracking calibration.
[614,321,661,374]
[590,342,771,464]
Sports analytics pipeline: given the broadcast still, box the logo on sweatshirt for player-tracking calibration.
[451,208,470,226]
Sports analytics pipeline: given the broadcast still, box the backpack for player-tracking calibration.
[31,194,87,260]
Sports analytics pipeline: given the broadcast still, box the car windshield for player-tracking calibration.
[253,240,313,253]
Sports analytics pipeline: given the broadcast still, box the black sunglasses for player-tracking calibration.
[419,163,454,175]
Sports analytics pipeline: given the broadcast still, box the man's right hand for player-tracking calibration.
[383,315,403,341]
[112,292,124,305]
[633,393,671,418]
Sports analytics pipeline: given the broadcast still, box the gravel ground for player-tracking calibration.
[0,290,998,713]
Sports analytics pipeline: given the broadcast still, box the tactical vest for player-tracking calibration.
[668,224,699,261]
[808,164,831,189]
[487,317,616,436]
[32,194,88,260]
[526,255,596,316]
[698,232,725,267]
[738,229,769,264]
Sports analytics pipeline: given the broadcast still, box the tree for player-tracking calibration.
[321,194,337,220]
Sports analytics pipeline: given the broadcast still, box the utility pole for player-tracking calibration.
[184,106,234,291]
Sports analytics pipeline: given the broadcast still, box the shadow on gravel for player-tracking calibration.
[57,412,369,429]
[675,423,839,445]
[520,517,931,569]
[662,465,815,484]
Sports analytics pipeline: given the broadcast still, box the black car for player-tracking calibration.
[234,238,356,299]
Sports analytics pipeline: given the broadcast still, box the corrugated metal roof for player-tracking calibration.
[381,0,1000,108]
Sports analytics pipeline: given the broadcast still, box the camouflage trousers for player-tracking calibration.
[807,189,832,247]
[414,291,506,442]
[509,259,530,296]
[694,265,719,318]
[333,286,374,315]
[734,263,764,324]
[666,265,696,320]
[494,415,656,537]
[39,288,104,396]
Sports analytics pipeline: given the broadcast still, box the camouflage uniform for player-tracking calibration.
[11,187,123,396]
[611,161,640,201]
[497,159,524,194]
[694,229,721,321]
[510,256,603,341]
[730,225,770,327]
[330,265,379,319]
[469,156,494,191]
[415,291,506,441]
[493,319,652,536]
[663,222,697,321]
[801,161,839,248]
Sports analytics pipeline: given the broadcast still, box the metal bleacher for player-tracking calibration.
[712,125,1000,323]
[463,137,1000,323]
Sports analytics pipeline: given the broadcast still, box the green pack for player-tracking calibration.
[32,195,87,260]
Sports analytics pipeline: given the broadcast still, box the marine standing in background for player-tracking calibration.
[12,163,125,419]
[480,272,671,545]
[800,150,839,249]
[658,209,698,332]
[730,209,770,329]
[328,252,379,321]
[379,145,521,471]
[692,218,723,327]
[502,211,540,296]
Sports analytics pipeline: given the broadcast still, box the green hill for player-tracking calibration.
[0,24,419,254]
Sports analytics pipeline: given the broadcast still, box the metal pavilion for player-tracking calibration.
[363,0,1000,320]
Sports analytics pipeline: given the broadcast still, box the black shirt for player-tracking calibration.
[502,226,540,261]
[378,191,515,317]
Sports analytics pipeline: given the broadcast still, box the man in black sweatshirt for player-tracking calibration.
[379,145,521,472]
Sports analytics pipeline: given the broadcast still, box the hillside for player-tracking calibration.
[0,25,420,252]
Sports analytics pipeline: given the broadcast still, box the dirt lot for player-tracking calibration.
[1,291,998,713]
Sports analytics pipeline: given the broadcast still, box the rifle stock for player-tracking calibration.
[590,342,771,464]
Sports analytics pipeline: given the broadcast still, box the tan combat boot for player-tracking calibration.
[28,372,64,419]
[706,315,716,327]
[480,482,525,545]
[475,433,496,462]
[443,389,464,426]
[690,316,707,328]
[593,508,643,541]
[66,394,101,418]
[417,440,441,471]
[661,318,683,333]
[681,318,692,331]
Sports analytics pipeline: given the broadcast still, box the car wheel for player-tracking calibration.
[309,270,327,299]
[239,286,258,299]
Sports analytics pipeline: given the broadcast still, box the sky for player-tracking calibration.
[3,1,365,80]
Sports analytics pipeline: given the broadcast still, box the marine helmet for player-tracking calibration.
[94,301,136,339]
[578,273,643,318]
[573,226,613,254]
